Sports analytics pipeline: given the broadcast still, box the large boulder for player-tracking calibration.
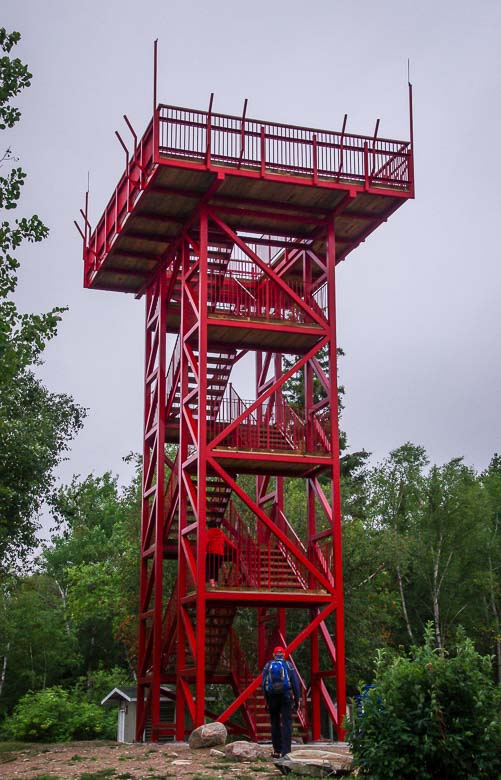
[188,721,227,748]
[224,740,268,761]
[276,747,353,777]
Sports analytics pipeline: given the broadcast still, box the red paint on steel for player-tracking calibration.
[83,97,413,744]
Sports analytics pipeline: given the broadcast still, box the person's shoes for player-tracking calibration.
[271,751,281,758]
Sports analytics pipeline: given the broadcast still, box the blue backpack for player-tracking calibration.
[264,659,291,694]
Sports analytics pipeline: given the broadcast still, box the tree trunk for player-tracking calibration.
[393,515,414,642]
[55,578,72,635]
[0,645,9,697]
[396,561,414,642]
[488,552,501,683]
[431,534,452,652]
[29,641,35,689]
[432,585,442,650]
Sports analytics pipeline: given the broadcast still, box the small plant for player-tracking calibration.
[29,775,60,780]
[191,775,221,780]
[70,755,86,762]
[346,625,501,779]
[146,775,175,779]
[78,770,116,780]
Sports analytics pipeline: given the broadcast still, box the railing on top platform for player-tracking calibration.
[84,118,155,283]
[158,105,412,189]
[83,104,412,287]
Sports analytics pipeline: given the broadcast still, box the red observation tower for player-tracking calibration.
[79,84,414,743]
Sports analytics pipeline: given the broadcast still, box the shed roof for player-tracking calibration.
[101,686,173,705]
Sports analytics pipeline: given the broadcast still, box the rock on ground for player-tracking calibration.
[276,747,353,777]
[224,740,269,761]
[188,721,228,748]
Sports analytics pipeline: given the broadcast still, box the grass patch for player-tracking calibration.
[0,741,36,762]
[117,774,134,779]
[146,775,176,779]
[70,754,86,762]
[145,747,159,754]
[78,770,116,780]
[0,753,17,764]
[0,741,34,753]
[191,775,221,780]
[229,775,256,780]
[0,742,40,764]
[28,775,61,780]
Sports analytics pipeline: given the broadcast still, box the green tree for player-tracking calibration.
[480,454,501,681]
[342,516,399,691]
[44,470,141,677]
[0,466,141,718]
[415,459,486,651]
[0,28,85,572]
[0,574,80,715]
[366,443,429,644]
[346,626,501,779]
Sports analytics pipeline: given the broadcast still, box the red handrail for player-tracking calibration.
[208,389,328,454]
[84,105,412,288]
[158,104,411,189]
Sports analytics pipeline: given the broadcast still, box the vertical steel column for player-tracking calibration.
[304,253,321,741]
[195,207,209,725]
[136,273,167,741]
[176,239,190,740]
[152,271,167,739]
[136,285,153,741]
[255,350,268,668]
[327,220,346,738]
[274,352,286,643]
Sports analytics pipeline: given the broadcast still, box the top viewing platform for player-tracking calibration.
[80,100,414,294]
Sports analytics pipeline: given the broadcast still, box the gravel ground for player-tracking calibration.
[0,740,287,779]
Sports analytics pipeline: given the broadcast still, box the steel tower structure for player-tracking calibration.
[79,87,414,743]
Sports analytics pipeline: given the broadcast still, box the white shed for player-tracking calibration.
[101,685,175,743]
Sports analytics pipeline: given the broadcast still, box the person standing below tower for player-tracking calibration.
[262,646,300,758]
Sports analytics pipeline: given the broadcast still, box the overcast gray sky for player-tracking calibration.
[3,0,500,506]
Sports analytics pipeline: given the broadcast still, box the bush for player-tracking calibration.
[346,626,501,779]
[0,686,116,742]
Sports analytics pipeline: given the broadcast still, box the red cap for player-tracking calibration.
[273,646,285,654]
